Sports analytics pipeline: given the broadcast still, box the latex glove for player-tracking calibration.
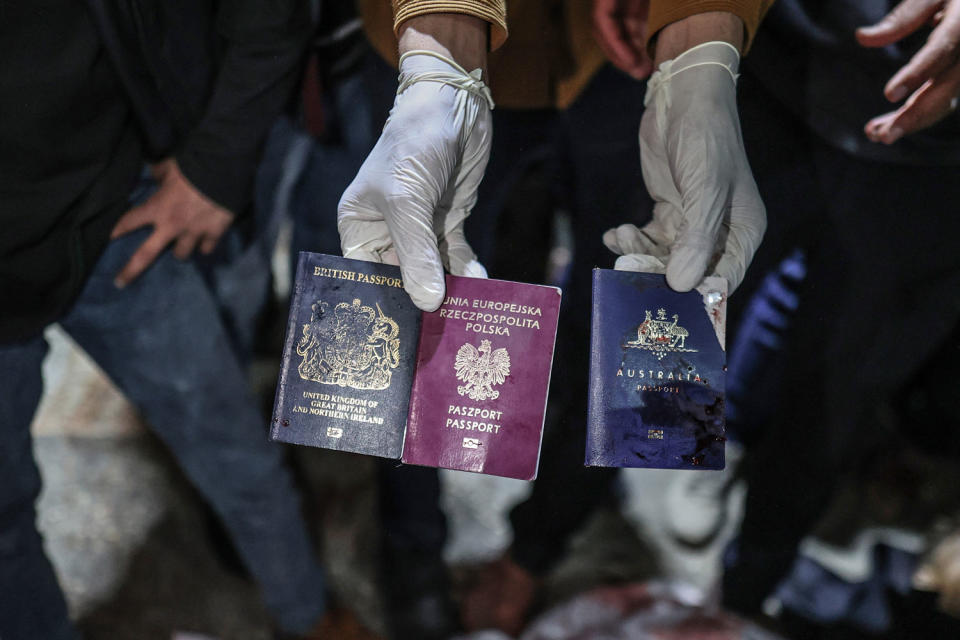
[915,529,960,616]
[338,50,492,311]
[857,0,960,144]
[604,41,766,294]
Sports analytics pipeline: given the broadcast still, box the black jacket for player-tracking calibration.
[0,0,310,343]
[88,0,312,214]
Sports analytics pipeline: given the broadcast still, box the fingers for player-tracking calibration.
[199,236,218,255]
[614,253,666,272]
[338,217,393,264]
[856,0,943,48]
[389,216,447,311]
[665,231,716,292]
[339,191,446,310]
[114,229,172,288]
[623,0,654,77]
[710,202,766,294]
[866,62,960,142]
[885,19,960,102]
[111,204,153,239]
[440,224,487,278]
[173,233,199,260]
[592,0,652,79]
[665,176,731,292]
[603,222,667,257]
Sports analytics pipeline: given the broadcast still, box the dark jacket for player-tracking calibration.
[0,0,310,343]
[88,0,312,213]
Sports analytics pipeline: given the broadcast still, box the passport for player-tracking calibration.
[271,253,562,479]
[270,253,421,458]
[586,270,727,470]
[401,275,562,480]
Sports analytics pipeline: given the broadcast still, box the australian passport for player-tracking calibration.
[270,253,420,458]
[586,270,727,470]
[401,275,562,480]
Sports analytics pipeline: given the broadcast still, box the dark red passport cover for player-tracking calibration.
[401,275,561,480]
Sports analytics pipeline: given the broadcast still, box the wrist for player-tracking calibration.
[398,14,488,77]
[653,12,743,67]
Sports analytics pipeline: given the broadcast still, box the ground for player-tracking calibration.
[33,326,741,640]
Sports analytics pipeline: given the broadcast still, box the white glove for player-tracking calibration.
[338,50,493,311]
[604,41,766,294]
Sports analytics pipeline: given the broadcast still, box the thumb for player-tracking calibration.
[441,225,487,278]
[666,231,716,292]
[386,209,447,311]
[665,192,726,292]
[437,207,487,278]
[856,0,942,47]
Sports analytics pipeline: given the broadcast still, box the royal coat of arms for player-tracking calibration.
[454,339,511,401]
[626,308,697,361]
[296,298,401,390]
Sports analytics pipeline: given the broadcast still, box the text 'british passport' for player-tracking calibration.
[271,253,562,480]
[270,253,420,458]
[586,270,727,470]
[402,275,561,480]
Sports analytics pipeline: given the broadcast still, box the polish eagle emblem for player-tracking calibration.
[454,339,511,401]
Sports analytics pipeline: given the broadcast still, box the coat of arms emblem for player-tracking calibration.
[626,308,697,361]
[454,339,511,401]
[296,298,401,390]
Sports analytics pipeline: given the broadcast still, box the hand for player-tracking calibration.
[592,0,654,80]
[914,529,960,615]
[605,40,766,294]
[858,0,960,144]
[111,158,234,287]
[337,15,491,311]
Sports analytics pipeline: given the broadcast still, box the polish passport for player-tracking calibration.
[401,275,562,480]
[270,253,562,480]
[586,270,727,470]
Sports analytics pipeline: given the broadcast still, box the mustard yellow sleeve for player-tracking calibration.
[646,0,774,54]
[392,0,507,50]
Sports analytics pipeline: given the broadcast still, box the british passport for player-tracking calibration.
[586,270,727,470]
[270,253,421,458]
[401,275,561,480]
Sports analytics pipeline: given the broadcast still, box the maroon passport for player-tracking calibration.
[402,275,562,480]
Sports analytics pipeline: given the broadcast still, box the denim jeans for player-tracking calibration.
[0,230,326,639]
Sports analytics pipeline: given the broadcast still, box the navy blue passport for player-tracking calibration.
[270,253,421,458]
[586,270,727,470]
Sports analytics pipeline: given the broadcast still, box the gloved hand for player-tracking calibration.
[338,50,492,311]
[604,41,766,294]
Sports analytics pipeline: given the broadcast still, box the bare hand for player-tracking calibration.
[111,158,234,287]
[592,0,654,79]
[914,529,960,616]
[857,0,960,144]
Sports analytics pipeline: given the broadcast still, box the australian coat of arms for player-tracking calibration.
[296,298,401,390]
[454,339,511,401]
[626,308,697,361]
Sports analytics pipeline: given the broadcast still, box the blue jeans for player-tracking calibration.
[0,230,326,639]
